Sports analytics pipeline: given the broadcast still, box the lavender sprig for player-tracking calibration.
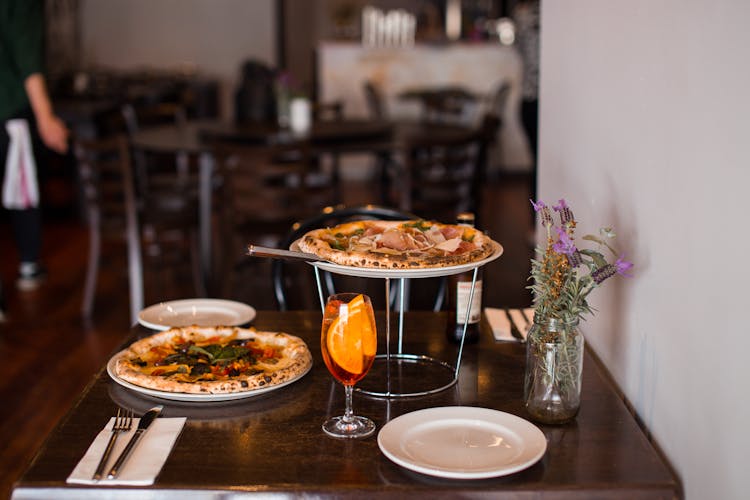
[528,199,633,324]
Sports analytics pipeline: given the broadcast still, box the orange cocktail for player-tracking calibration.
[320,293,377,438]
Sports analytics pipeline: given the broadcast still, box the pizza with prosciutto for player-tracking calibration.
[113,326,312,394]
[296,219,497,269]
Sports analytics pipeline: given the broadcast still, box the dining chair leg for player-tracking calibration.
[126,232,144,326]
[122,141,144,326]
[81,216,101,319]
[198,152,213,295]
[190,229,206,298]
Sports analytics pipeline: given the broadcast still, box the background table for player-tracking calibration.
[12,311,680,499]
[129,119,478,295]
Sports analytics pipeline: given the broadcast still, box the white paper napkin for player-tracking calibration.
[67,416,186,486]
[485,307,515,341]
[485,307,535,341]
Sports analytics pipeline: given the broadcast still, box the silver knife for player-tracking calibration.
[505,309,524,341]
[106,405,163,479]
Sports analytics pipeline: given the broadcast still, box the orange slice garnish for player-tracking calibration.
[347,294,376,356]
[326,294,376,374]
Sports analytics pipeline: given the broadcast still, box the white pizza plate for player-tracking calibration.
[290,240,503,279]
[106,349,311,402]
[138,299,256,331]
[377,406,547,479]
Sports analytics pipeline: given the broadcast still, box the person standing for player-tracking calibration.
[1,0,69,311]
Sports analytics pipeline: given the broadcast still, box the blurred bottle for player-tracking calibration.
[446,212,482,344]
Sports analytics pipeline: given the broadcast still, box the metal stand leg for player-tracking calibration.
[454,267,479,379]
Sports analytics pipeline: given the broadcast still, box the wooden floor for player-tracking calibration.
[0,173,534,499]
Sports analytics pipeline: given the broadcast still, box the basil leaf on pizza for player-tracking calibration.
[296,219,496,268]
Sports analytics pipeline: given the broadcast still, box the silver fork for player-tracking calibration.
[93,408,133,480]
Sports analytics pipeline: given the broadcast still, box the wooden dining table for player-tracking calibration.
[398,86,481,123]
[12,310,679,499]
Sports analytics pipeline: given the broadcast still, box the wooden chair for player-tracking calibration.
[417,87,477,124]
[363,80,401,203]
[270,204,446,312]
[74,135,143,324]
[122,102,206,297]
[363,80,387,120]
[213,142,338,298]
[399,114,500,227]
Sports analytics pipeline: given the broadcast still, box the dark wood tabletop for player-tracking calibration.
[12,311,680,499]
[129,118,475,155]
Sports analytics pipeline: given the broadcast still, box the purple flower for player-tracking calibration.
[591,256,633,284]
[591,264,616,285]
[615,255,634,277]
[552,227,577,255]
[530,199,546,212]
[552,199,568,211]
[553,198,575,225]
[567,250,583,268]
[530,199,553,226]
[540,207,553,227]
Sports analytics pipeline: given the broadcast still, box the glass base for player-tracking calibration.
[322,415,376,439]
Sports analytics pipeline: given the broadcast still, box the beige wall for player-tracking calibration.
[539,1,749,498]
[80,0,276,118]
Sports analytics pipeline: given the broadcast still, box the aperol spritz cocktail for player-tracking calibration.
[320,293,377,438]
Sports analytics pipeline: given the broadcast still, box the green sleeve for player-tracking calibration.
[6,0,45,79]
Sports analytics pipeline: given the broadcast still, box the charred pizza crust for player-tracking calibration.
[113,326,312,394]
[297,220,496,269]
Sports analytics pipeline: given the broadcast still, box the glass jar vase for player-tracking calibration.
[524,317,584,424]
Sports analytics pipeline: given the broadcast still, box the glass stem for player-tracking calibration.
[343,384,354,423]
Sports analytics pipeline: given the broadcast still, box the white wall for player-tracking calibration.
[80,0,276,118]
[539,1,749,498]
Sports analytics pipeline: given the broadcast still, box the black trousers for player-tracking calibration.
[521,98,538,163]
[521,98,539,202]
[1,108,43,264]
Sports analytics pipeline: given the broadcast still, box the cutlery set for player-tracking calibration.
[93,405,162,481]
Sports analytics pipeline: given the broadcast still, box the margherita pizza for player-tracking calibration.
[113,326,312,394]
[296,219,496,269]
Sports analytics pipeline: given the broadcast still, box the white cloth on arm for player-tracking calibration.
[2,118,39,209]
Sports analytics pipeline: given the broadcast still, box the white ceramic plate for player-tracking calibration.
[138,299,256,331]
[377,406,547,479]
[106,350,311,402]
[291,240,503,279]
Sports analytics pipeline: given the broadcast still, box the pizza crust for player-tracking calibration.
[113,326,312,394]
[297,220,496,269]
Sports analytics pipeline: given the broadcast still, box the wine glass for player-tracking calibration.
[320,293,377,438]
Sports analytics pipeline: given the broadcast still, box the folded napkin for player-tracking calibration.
[67,416,186,486]
[485,307,534,342]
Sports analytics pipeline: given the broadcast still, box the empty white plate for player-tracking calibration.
[138,299,256,330]
[378,406,547,479]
